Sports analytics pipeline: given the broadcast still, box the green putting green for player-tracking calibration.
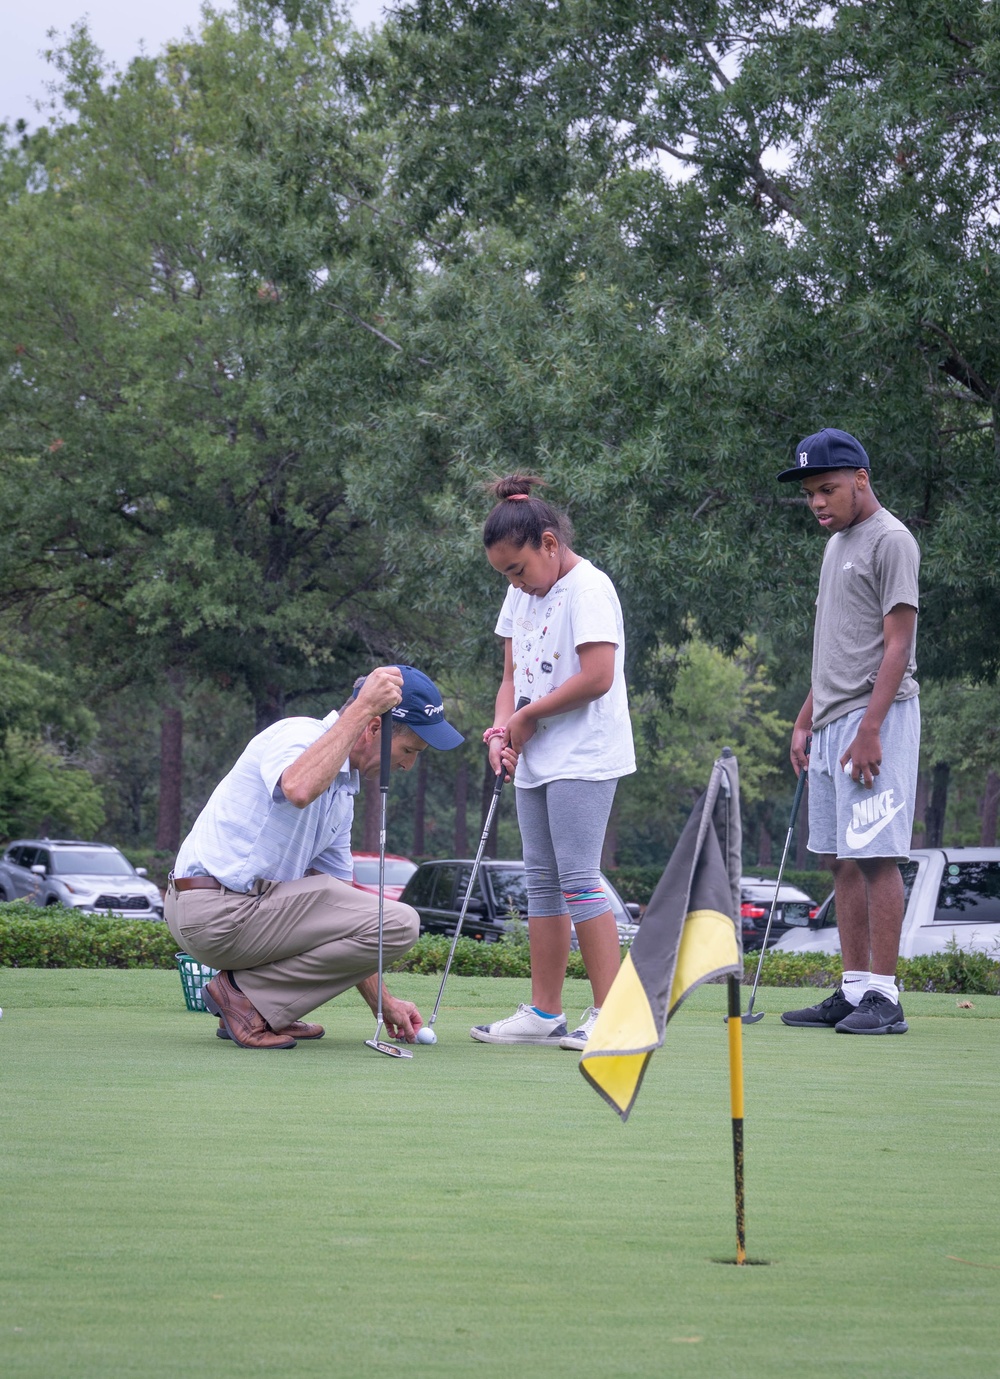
[1,969,998,1378]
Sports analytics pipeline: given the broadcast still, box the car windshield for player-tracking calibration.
[354,859,417,885]
[488,868,529,916]
[49,849,134,877]
[934,861,1000,923]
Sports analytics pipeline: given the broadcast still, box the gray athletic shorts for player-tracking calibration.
[808,696,920,863]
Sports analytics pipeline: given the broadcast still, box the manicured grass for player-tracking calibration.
[1,969,998,1378]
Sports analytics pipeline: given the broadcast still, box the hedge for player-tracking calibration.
[0,902,179,969]
[2,903,997,994]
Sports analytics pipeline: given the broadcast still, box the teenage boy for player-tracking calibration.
[777,428,920,1034]
[165,665,463,1049]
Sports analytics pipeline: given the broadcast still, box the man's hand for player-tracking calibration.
[841,724,882,789]
[382,993,422,1043]
[790,723,811,777]
[354,666,404,719]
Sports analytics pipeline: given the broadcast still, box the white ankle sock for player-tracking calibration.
[841,970,871,1007]
[867,973,899,1003]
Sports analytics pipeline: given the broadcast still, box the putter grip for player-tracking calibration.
[379,709,392,790]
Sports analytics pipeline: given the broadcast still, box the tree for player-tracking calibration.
[612,635,790,865]
[0,5,417,736]
[917,680,1000,846]
[0,637,103,838]
[336,0,1000,685]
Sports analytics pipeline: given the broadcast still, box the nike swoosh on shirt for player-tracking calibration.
[845,801,906,849]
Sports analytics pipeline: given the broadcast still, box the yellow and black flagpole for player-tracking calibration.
[727,972,747,1265]
[718,747,747,1265]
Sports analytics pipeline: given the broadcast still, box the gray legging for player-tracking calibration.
[515,778,618,923]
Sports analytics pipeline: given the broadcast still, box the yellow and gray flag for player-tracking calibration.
[580,752,743,1121]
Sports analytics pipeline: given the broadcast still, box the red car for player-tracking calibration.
[351,852,418,901]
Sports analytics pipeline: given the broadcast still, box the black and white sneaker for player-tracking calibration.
[780,987,855,1028]
[835,990,908,1035]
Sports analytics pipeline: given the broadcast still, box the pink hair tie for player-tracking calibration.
[507,493,530,501]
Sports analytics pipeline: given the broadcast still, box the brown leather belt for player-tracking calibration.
[172,876,223,892]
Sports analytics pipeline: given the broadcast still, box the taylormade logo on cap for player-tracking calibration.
[391,701,444,723]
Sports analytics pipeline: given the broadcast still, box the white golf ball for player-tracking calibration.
[416,1027,437,1045]
[843,762,854,776]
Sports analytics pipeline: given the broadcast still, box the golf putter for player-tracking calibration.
[365,708,413,1059]
[428,696,531,1032]
[742,737,811,1024]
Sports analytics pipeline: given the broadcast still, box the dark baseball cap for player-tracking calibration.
[776,428,870,482]
[353,666,464,750]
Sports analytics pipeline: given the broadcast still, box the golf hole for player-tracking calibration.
[711,1257,773,1267]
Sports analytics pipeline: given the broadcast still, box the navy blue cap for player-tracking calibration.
[353,666,464,750]
[777,428,870,482]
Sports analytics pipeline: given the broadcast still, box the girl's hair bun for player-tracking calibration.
[483,473,573,549]
[487,473,545,502]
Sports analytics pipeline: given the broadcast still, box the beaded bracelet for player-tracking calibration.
[482,726,506,745]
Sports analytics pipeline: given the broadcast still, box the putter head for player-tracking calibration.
[365,1038,413,1059]
[741,1011,765,1025]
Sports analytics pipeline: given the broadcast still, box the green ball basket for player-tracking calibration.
[175,952,218,1013]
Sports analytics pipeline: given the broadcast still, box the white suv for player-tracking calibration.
[2,839,165,919]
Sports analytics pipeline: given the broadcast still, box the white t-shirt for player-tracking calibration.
[495,558,636,788]
[173,710,359,891]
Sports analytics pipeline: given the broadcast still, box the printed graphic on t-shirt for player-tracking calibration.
[515,598,564,701]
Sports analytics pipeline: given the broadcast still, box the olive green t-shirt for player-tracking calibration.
[811,507,920,732]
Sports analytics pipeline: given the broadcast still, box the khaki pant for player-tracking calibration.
[165,875,418,1030]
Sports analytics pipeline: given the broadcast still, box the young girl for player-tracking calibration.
[470,474,636,1048]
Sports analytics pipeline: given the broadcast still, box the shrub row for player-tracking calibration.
[0,902,179,969]
[394,938,1000,994]
[2,904,997,994]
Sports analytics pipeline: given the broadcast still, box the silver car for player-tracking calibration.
[2,839,165,919]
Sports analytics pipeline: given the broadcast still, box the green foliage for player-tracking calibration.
[603,866,664,908]
[2,0,998,866]
[1,906,995,994]
[902,942,1000,996]
[749,947,1000,996]
[0,733,105,839]
[0,905,176,968]
[0,648,97,748]
[0,8,420,725]
[393,934,1000,995]
[613,637,791,864]
[390,932,588,980]
[350,0,1000,685]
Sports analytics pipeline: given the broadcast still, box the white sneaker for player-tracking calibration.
[559,1006,601,1050]
[470,1003,567,1045]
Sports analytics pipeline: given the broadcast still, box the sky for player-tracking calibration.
[1,1,390,127]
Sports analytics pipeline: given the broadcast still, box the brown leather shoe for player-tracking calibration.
[202,974,297,1049]
[216,1018,324,1041]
